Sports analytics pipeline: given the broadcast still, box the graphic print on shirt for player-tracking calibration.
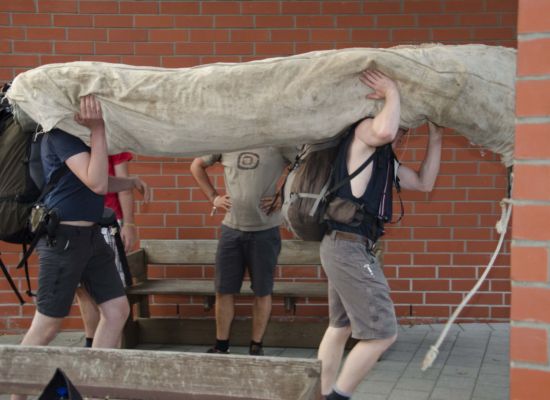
[237,152,260,170]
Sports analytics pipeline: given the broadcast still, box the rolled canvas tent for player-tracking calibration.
[6,43,516,166]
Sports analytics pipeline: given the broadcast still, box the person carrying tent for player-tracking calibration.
[318,70,444,400]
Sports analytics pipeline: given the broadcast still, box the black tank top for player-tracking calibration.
[327,131,395,240]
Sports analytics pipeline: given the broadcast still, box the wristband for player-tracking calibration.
[124,222,136,227]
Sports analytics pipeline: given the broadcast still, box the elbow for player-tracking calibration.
[418,182,435,193]
[371,126,397,145]
[376,129,396,143]
[90,182,108,195]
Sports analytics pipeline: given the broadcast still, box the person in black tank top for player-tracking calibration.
[318,70,444,400]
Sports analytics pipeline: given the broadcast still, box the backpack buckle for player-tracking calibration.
[29,203,48,233]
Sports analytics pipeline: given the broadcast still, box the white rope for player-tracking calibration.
[421,199,513,371]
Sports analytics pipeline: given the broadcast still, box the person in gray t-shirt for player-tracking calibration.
[191,146,296,355]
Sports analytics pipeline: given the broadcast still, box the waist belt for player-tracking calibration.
[329,230,375,251]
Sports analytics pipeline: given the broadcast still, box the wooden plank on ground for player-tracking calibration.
[142,240,321,265]
[136,318,328,348]
[0,345,321,400]
[126,279,328,298]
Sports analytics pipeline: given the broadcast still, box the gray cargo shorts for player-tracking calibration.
[320,231,397,340]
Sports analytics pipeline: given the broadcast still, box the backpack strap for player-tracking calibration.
[112,223,133,287]
[390,150,405,224]
[21,242,35,298]
[328,149,377,195]
[35,164,69,204]
[15,165,69,281]
[98,208,133,287]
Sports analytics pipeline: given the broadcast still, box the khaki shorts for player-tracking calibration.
[320,231,397,340]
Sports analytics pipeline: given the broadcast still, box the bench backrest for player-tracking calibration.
[141,239,321,265]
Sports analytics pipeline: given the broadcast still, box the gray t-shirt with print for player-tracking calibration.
[202,147,297,232]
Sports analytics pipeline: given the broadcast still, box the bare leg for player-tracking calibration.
[318,325,352,395]
[251,295,272,342]
[75,286,100,339]
[10,311,63,400]
[93,295,129,348]
[335,334,397,394]
[215,293,234,340]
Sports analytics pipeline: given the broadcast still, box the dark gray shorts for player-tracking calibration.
[215,225,281,297]
[320,231,397,340]
[36,224,126,318]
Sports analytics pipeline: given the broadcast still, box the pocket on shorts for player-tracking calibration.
[36,233,73,259]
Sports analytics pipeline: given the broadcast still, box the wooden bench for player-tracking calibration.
[124,239,330,349]
[0,344,321,399]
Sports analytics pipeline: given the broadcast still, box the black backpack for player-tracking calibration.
[281,120,403,242]
[0,86,67,304]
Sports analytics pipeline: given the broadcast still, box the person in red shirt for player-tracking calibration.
[75,152,139,347]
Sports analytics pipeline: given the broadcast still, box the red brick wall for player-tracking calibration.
[0,0,517,334]
[510,0,550,398]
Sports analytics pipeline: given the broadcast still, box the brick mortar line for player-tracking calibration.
[518,32,550,40]
[517,75,550,81]
[510,361,550,371]
[512,240,550,247]
[511,281,550,289]
[511,321,550,330]
[508,197,550,204]
[516,116,550,123]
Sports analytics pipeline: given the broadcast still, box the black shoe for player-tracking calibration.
[249,343,264,356]
[207,347,230,354]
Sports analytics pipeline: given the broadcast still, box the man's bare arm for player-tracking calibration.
[397,122,443,192]
[355,70,401,148]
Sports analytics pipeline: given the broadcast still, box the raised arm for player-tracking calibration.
[66,95,109,194]
[355,70,401,147]
[397,122,443,192]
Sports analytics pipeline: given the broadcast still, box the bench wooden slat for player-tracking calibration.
[0,345,321,400]
[142,239,321,265]
[127,279,328,298]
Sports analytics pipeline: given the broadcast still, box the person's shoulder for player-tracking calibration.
[46,128,84,145]
[199,153,222,166]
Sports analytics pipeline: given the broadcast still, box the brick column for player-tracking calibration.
[510,0,550,398]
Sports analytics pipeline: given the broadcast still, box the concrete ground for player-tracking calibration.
[0,322,509,400]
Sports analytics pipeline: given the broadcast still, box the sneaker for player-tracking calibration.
[249,343,264,356]
[206,347,230,354]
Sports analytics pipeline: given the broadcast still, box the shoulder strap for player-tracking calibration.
[390,149,404,224]
[15,165,69,273]
[35,164,69,203]
[328,150,376,195]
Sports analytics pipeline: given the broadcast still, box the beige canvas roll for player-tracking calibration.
[6,43,516,166]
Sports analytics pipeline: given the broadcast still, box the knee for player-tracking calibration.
[41,324,60,343]
[382,333,398,350]
[101,297,130,323]
[327,325,352,342]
